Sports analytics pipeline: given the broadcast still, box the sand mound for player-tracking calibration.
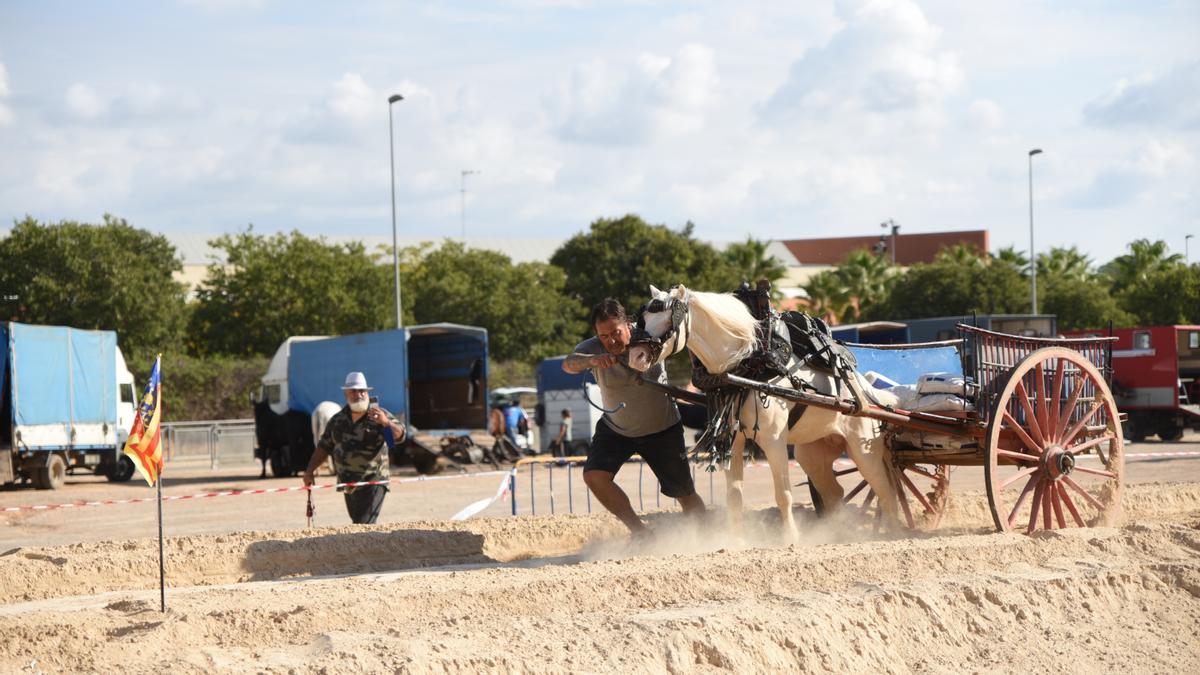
[2,482,1199,673]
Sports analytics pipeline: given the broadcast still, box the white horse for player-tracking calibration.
[626,284,902,541]
[312,400,343,476]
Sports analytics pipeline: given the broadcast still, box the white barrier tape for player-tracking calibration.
[0,470,512,513]
[451,470,515,520]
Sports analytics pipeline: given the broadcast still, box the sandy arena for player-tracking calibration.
[2,434,1199,673]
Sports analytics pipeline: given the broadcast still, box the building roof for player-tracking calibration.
[781,229,989,266]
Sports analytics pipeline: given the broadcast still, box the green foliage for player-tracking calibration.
[188,229,395,356]
[0,215,188,354]
[864,247,1027,320]
[722,237,788,294]
[125,352,269,421]
[1040,277,1131,330]
[1037,245,1094,282]
[1118,263,1200,325]
[407,241,585,362]
[1099,238,1183,293]
[486,359,536,389]
[550,215,740,326]
[800,248,893,323]
[993,246,1030,277]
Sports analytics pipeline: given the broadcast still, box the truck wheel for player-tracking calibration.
[106,455,136,482]
[269,448,292,477]
[33,454,67,490]
[1157,424,1184,442]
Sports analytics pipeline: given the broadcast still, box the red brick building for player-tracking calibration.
[781,229,989,266]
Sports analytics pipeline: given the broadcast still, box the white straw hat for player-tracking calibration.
[341,371,373,390]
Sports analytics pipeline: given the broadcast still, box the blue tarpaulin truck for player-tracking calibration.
[1,322,139,489]
[252,323,489,476]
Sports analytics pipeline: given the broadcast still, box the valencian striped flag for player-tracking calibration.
[123,355,164,486]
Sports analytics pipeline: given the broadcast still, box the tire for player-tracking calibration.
[105,455,136,482]
[269,447,292,478]
[33,453,67,490]
[1157,425,1184,442]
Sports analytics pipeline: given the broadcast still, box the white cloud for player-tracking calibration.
[967,98,1003,131]
[549,43,718,144]
[1071,140,1193,208]
[0,62,12,126]
[1084,60,1200,130]
[761,0,962,125]
[65,83,109,120]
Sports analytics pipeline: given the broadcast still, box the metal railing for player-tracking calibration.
[161,419,257,469]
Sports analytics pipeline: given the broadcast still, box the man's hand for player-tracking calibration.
[591,353,618,369]
[302,468,315,487]
[368,406,390,427]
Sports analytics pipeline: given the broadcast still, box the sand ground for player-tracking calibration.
[1,433,1198,673]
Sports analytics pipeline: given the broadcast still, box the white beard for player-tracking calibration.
[348,399,369,413]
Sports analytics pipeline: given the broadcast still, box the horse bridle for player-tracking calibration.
[631,288,690,364]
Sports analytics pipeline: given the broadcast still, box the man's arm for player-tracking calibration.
[563,352,616,373]
[303,445,329,486]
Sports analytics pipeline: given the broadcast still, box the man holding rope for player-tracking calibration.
[303,372,407,524]
[563,298,705,536]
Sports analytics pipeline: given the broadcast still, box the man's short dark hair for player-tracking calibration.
[590,298,626,329]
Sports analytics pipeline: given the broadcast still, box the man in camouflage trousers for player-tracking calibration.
[303,372,407,524]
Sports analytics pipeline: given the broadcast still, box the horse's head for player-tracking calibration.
[627,284,690,372]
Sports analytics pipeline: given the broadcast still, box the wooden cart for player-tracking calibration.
[724,324,1123,534]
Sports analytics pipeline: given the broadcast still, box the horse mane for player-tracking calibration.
[685,290,759,374]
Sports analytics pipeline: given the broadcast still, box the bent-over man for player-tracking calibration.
[303,371,407,524]
[563,298,705,535]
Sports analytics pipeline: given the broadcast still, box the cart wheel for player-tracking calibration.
[838,463,951,530]
[985,347,1123,533]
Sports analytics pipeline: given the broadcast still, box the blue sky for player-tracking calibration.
[0,0,1197,265]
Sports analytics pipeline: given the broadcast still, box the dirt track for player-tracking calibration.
[2,479,1199,673]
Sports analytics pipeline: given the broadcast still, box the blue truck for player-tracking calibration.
[252,323,489,476]
[1,322,139,489]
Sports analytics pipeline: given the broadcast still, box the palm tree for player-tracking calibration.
[723,237,788,288]
[1037,245,1094,282]
[1100,239,1184,292]
[935,243,988,268]
[834,248,893,321]
[801,269,850,324]
[993,246,1030,277]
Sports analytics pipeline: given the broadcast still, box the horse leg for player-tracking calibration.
[760,432,798,544]
[795,438,845,516]
[724,433,746,541]
[844,420,902,529]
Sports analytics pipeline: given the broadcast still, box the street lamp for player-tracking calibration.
[1028,148,1043,315]
[460,169,479,238]
[388,93,404,329]
[1187,234,1195,265]
[880,219,900,265]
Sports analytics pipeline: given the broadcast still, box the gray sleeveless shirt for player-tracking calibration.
[573,336,680,437]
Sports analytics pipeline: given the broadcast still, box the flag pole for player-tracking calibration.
[157,476,165,612]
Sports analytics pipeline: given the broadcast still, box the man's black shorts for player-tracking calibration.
[584,420,696,498]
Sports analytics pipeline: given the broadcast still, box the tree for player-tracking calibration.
[800,269,851,324]
[189,229,395,356]
[832,248,894,322]
[722,237,788,291]
[550,215,740,323]
[1119,263,1200,326]
[1037,245,1094,282]
[1040,277,1131,330]
[1100,239,1183,293]
[993,246,1030,277]
[407,241,585,362]
[864,248,1027,320]
[0,215,188,355]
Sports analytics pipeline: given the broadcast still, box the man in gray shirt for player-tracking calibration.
[563,298,705,535]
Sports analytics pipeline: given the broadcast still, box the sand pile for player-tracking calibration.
[1,482,1198,673]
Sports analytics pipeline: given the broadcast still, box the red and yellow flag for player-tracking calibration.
[123,355,164,486]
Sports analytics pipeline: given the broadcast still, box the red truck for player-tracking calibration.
[1063,325,1200,441]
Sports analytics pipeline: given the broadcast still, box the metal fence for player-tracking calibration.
[161,419,257,469]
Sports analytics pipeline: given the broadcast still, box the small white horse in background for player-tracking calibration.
[627,284,902,541]
[311,400,343,476]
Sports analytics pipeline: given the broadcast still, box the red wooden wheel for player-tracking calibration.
[985,347,1123,533]
[842,462,951,530]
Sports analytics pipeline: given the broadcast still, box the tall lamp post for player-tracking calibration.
[1028,148,1043,315]
[880,219,900,265]
[388,93,404,329]
[460,169,479,238]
